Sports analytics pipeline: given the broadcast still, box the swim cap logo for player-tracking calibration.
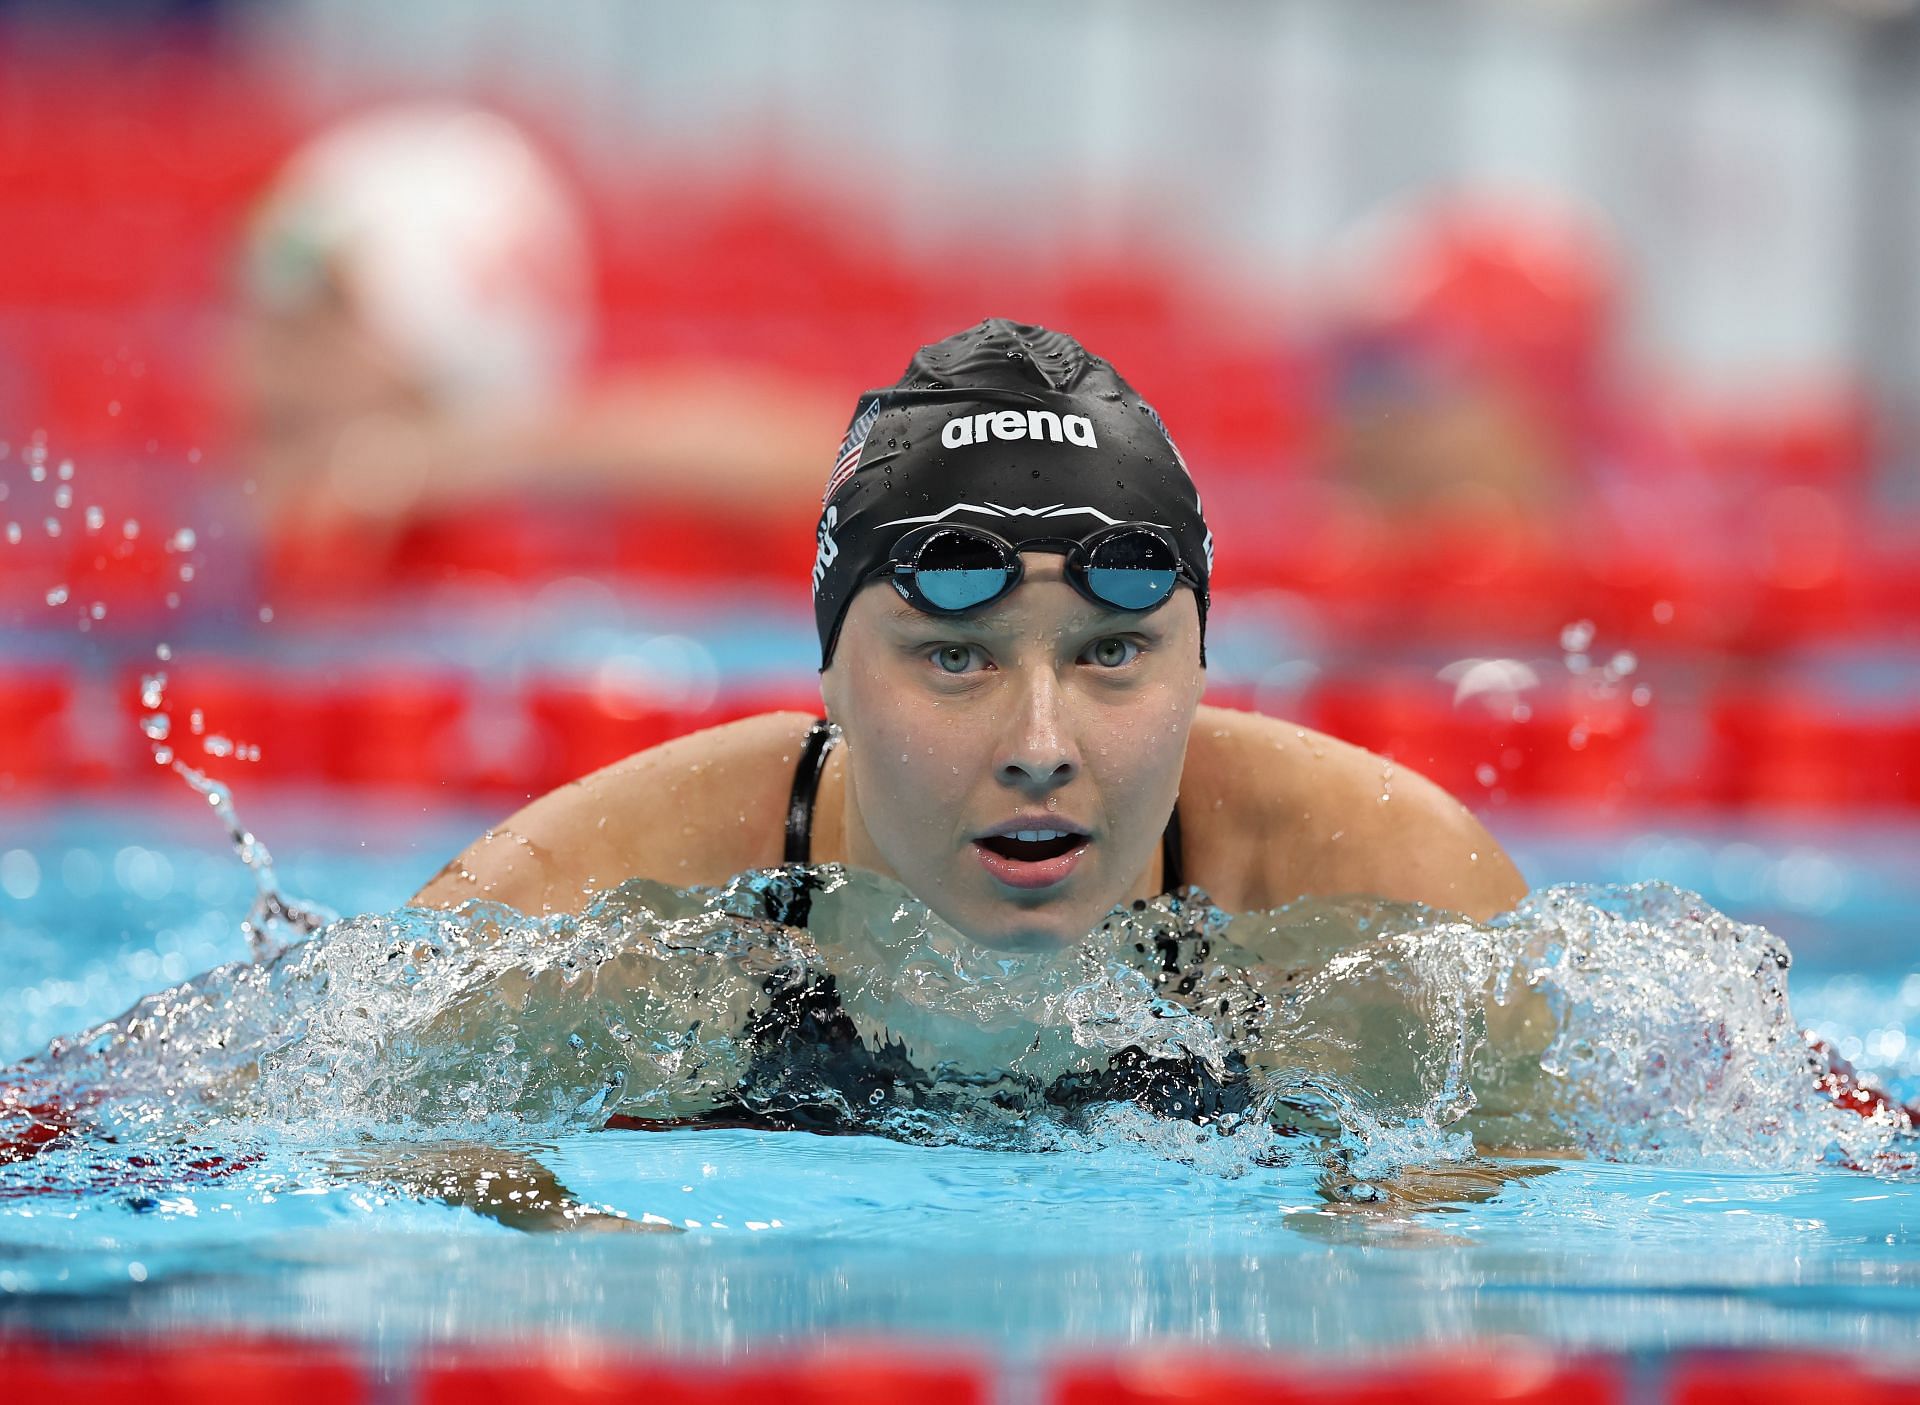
[810,505,840,597]
[940,410,1097,450]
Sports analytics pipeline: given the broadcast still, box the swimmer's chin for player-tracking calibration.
[941,900,1097,953]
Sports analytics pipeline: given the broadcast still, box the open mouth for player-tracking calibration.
[976,830,1088,863]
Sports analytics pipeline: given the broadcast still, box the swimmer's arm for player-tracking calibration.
[411,712,812,915]
[1239,724,1527,922]
[1357,765,1528,922]
[333,1142,669,1234]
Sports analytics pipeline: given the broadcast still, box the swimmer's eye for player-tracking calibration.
[1081,636,1142,668]
[928,643,991,675]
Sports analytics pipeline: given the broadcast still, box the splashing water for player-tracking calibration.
[169,761,336,960]
[6,872,1908,1195]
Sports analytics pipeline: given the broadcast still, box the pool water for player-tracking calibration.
[1,801,1916,1357]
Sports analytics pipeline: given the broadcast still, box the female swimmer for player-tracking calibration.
[415,318,1527,937]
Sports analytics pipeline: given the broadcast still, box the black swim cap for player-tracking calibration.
[811,319,1213,669]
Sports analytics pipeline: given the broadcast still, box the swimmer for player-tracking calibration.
[417,318,1527,938]
[232,104,843,563]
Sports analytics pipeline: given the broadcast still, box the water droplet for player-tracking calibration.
[141,714,171,741]
[1631,685,1653,707]
[44,585,68,606]
[56,460,73,481]
[168,527,196,553]
[43,517,60,537]
[52,485,73,510]
[258,606,275,623]
[29,463,46,483]
[4,523,19,545]
[189,709,205,735]
[1475,763,1498,787]
[84,505,104,531]
[89,601,105,620]
[122,519,140,539]
[1559,619,1595,654]
[140,673,167,709]
[178,564,195,582]
[152,745,173,766]
[154,643,172,662]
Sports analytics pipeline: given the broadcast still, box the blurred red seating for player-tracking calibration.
[0,669,73,790]
[120,662,329,786]
[1309,670,1647,806]
[1669,1352,1920,1405]
[420,1347,987,1405]
[325,672,469,787]
[0,1336,364,1405]
[1672,380,1875,488]
[524,683,821,790]
[525,683,689,786]
[119,665,470,790]
[612,502,812,592]
[1707,689,1920,810]
[1051,1351,1621,1405]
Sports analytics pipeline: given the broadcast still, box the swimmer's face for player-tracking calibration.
[821,554,1205,950]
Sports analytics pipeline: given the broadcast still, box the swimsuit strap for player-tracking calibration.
[784,717,839,865]
[1161,801,1184,898]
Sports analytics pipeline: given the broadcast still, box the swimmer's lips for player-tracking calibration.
[972,823,1091,891]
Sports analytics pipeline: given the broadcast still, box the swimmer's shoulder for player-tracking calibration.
[413,710,822,914]
[1183,703,1526,921]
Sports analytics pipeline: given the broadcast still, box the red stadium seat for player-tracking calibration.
[0,1336,365,1405]
[323,672,469,787]
[120,662,331,786]
[1309,669,1647,806]
[1668,1352,1920,1405]
[1707,689,1920,810]
[0,669,73,790]
[525,683,688,787]
[420,1348,987,1405]
[1051,1351,1621,1405]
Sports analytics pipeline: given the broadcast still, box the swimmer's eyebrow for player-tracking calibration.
[884,602,997,631]
[882,601,1143,632]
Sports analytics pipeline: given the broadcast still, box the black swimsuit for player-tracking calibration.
[606,718,1244,1135]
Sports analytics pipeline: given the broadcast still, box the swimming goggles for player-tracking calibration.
[880,522,1200,617]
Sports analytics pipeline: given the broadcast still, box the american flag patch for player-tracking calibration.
[824,396,882,504]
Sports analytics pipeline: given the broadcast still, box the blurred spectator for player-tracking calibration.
[1318,191,1619,530]
[228,103,845,565]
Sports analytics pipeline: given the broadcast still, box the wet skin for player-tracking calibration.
[407,562,1530,1229]
[416,554,1527,933]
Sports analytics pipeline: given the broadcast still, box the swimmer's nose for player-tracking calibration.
[996,674,1079,790]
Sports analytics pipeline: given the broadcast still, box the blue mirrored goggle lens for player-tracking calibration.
[909,531,1015,611]
[1082,531,1179,609]
[1084,565,1177,609]
[916,567,1012,610]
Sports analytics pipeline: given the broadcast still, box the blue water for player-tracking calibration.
[1,800,1916,1355]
